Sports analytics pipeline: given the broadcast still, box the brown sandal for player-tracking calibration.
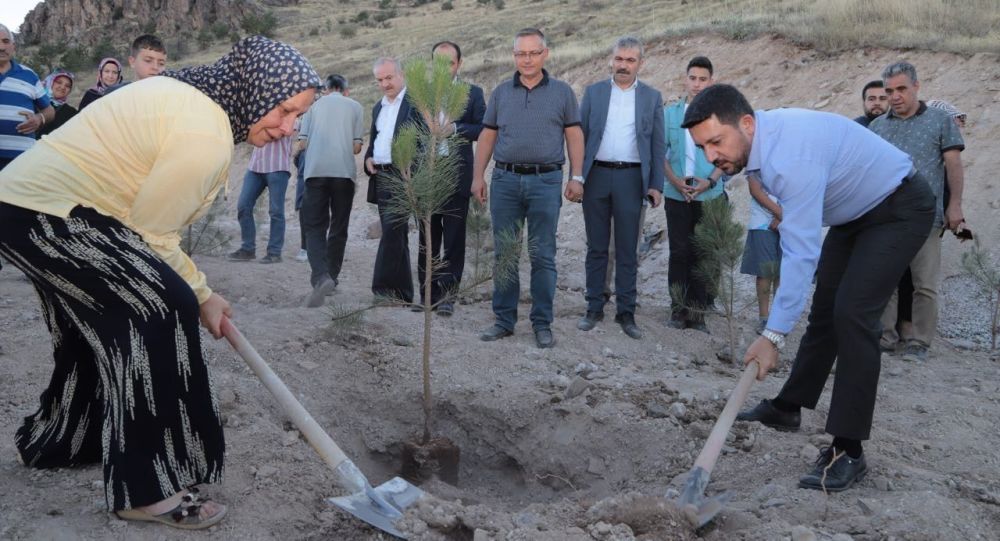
[116,487,227,530]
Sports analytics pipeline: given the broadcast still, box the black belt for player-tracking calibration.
[594,160,641,169]
[372,163,395,172]
[495,162,562,175]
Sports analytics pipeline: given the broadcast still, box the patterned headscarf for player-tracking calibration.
[90,58,123,94]
[926,99,966,120]
[164,36,321,144]
[43,69,75,107]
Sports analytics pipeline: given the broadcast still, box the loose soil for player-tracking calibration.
[2,35,999,540]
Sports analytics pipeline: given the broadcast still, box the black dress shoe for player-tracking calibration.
[534,328,555,348]
[798,447,867,492]
[666,314,686,330]
[577,310,603,331]
[479,325,513,342]
[736,399,801,431]
[436,301,454,316]
[614,312,642,339]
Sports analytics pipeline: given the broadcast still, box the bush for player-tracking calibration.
[60,45,91,73]
[354,10,370,23]
[197,28,214,50]
[442,0,453,8]
[241,10,278,38]
[89,37,118,66]
[339,25,357,38]
[378,0,394,7]
[211,21,230,39]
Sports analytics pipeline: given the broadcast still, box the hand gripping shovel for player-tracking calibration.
[672,360,759,529]
[221,319,424,538]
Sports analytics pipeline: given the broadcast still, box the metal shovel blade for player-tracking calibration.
[674,466,730,529]
[327,476,426,539]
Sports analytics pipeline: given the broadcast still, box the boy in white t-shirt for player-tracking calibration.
[741,175,782,333]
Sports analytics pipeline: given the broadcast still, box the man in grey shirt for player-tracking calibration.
[471,27,584,349]
[297,74,365,307]
[871,61,966,362]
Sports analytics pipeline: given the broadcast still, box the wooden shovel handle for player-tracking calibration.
[692,360,759,474]
[221,318,350,472]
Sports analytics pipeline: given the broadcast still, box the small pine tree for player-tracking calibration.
[693,196,746,363]
[960,238,1000,350]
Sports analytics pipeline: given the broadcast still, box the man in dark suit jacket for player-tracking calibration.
[364,57,423,304]
[419,40,487,315]
[577,36,665,339]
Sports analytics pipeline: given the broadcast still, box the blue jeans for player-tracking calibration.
[489,168,562,331]
[237,170,290,256]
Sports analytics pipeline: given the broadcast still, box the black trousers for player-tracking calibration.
[777,179,934,440]
[665,197,710,321]
[416,191,470,304]
[302,177,355,287]
[0,203,225,510]
[372,173,414,303]
[583,165,643,315]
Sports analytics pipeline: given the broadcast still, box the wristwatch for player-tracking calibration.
[570,175,584,183]
[761,329,785,351]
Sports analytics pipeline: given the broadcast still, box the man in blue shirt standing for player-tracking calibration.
[683,84,933,492]
[0,24,54,171]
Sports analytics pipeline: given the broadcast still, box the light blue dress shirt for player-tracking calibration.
[746,109,914,333]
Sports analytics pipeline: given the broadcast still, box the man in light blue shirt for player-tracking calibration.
[682,84,933,492]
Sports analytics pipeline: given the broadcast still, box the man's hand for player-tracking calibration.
[564,179,584,203]
[646,189,662,208]
[200,293,233,339]
[15,111,43,134]
[364,157,376,176]
[686,177,712,200]
[944,202,965,231]
[471,176,488,205]
[768,217,781,231]
[743,336,779,381]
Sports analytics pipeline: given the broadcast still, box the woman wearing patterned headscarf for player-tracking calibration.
[37,69,77,138]
[0,36,320,530]
[78,57,124,110]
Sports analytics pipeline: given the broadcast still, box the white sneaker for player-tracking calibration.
[295,249,308,262]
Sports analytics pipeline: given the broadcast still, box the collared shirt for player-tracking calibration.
[0,60,51,159]
[870,101,964,228]
[298,91,365,181]
[745,108,913,333]
[594,78,640,163]
[483,69,580,164]
[683,103,696,177]
[372,87,406,164]
[663,98,722,202]
[247,134,293,174]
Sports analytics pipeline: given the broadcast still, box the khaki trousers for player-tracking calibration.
[880,231,941,347]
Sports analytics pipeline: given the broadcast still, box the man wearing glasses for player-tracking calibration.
[471,27,584,349]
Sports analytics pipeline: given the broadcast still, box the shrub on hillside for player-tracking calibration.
[241,11,278,38]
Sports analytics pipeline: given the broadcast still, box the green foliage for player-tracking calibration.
[378,0,394,7]
[339,26,357,38]
[211,22,231,39]
[181,193,231,256]
[960,239,1000,350]
[197,28,214,50]
[354,10,370,23]
[442,0,454,9]
[90,37,119,66]
[60,45,92,74]
[33,43,62,73]
[241,10,278,38]
[693,196,746,363]
[142,21,158,35]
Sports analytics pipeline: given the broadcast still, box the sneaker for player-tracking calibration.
[901,343,928,362]
[614,312,642,339]
[479,325,513,342]
[260,254,282,264]
[295,249,308,262]
[798,447,867,492]
[306,277,337,308]
[534,328,555,349]
[227,249,255,261]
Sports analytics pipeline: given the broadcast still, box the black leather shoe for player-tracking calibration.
[798,447,867,492]
[479,325,513,342]
[666,314,686,329]
[534,328,555,349]
[436,301,454,316]
[736,399,801,431]
[615,312,642,339]
[577,311,603,331]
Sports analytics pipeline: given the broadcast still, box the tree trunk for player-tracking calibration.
[421,214,434,443]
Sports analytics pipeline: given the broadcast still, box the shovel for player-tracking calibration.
[221,318,425,538]
[672,360,759,528]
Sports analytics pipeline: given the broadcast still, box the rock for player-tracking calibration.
[800,443,819,460]
[473,529,492,541]
[602,347,621,359]
[831,535,854,541]
[791,525,817,541]
[813,98,831,109]
[646,402,670,419]
[762,498,788,509]
[678,391,695,404]
[217,389,237,410]
[91,480,103,490]
[256,465,278,479]
[281,430,300,446]
[669,402,687,419]
[856,498,877,516]
[296,360,319,371]
[565,376,590,399]
[575,362,599,377]
[950,338,976,350]
[392,336,414,347]
[887,366,904,377]
[754,482,781,502]
[587,456,606,475]
[366,220,382,239]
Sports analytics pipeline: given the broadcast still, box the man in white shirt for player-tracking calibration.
[577,36,665,339]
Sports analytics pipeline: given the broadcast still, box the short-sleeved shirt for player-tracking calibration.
[0,60,51,160]
[483,69,580,165]
[298,91,365,181]
[870,102,964,228]
[247,134,293,174]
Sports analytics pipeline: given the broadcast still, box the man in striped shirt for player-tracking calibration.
[0,24,54,171]
[229,134,295,263]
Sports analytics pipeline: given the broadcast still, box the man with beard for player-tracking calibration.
[854,80,887,127]
[684,84,933,492]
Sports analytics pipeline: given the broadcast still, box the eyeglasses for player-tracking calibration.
[513,50,545,60]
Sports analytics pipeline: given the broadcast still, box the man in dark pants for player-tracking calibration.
[577,36,664,339]
[683,84,933,492]
[417,41,486,316]
[297,74,365,307]
[364,57,424,304]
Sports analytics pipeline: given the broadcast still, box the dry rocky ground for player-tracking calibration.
[2,35,999,540]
